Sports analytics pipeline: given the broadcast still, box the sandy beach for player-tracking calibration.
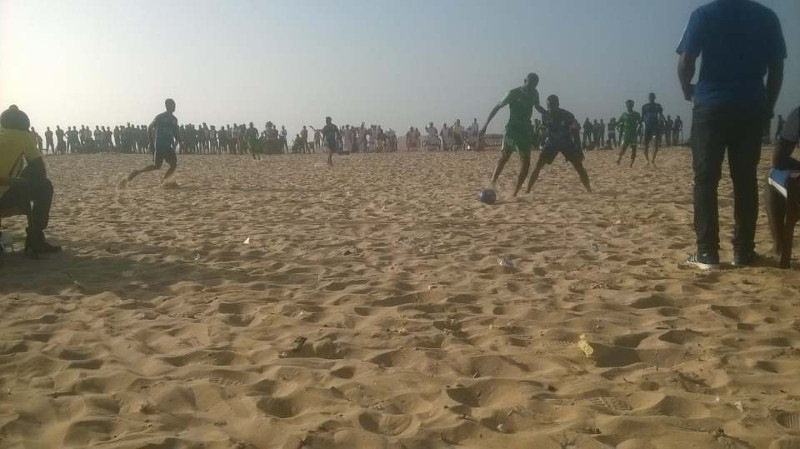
[0,149,799,448]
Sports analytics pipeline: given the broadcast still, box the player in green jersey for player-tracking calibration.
[616,100,644,167]
[479,73,548,197]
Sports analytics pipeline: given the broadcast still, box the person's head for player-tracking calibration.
[600,119,604,123]
[626,99,635,111]
[473,118,478,123]
[546,94,559,110]
[303,125,307,129]
[594,119,598,124]
[648,92,656,103]
[165,98,176,113]
[524,73,539,89]
[667,115,671,120]
[0,104,31,131]
[325,116,332,124]
[676,115,680,120]
[455,119,460,125]
[249,122,254,127]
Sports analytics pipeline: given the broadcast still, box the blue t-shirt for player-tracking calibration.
[676,0,786,107]
[641,103,663,127]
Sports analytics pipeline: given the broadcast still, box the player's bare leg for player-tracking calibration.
[570,159,591,192]
[526,155,547,193]
[617,144,628,165]
[491,151,512,188]
[513,155,530,197]
[162,161,176,184]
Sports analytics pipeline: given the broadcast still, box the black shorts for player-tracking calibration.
[541,140,583,165]
[644,125,660,142]
[154,147,177,168]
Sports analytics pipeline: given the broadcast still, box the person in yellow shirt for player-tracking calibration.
[0,105,61,256]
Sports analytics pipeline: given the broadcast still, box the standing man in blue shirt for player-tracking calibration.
[677,0,785,269]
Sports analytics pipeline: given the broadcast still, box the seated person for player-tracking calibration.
[0,105,61,255]
[766,106,799,258]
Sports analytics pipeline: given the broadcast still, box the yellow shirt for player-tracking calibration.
[0,128,42,197]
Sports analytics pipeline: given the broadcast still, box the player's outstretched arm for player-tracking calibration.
[479,96,511,137]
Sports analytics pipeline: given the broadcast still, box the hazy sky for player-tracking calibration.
[1,0,798,134]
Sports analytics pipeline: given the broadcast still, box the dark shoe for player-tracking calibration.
[686,252,720,270]
[34,229,61,253]
[733,250,758,267]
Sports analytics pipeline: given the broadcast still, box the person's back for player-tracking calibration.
[681,0,785,107]
[0,128,39,181]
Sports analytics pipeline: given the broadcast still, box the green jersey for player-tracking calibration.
[503,87,539,135]
[618,111,641,139]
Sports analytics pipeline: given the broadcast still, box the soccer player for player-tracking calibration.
[310,117,341,167]
[479,72,547,197]
[642,93,666,165]
[673,116,683,145]
[526,95,591,193]
[616,100,643,167]
[123,99,181,186]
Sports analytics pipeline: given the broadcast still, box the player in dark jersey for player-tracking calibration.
[526,95,591,193]
[122,99,181,186]
[479,72,547,197]
[311,116,342,167]
[641,92,666,166]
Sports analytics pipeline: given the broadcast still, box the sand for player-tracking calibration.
[0,149,799,448]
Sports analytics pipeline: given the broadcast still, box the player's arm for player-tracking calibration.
[569,118,582,149]
[532,90,547,115]
[479,93,511,136]
[173,120,182,144]
[147,119,156,149]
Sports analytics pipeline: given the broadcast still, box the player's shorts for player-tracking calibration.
[324,139,339,153]
[621,133,638,148]
[502,132,532,158]
[154,147,177,168]
[644,125,660,142]
[541,140,583,165]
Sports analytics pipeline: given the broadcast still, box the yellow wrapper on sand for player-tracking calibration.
[577,334,594,358]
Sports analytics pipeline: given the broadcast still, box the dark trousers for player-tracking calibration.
[691,104,764,254]
[0,176,53,231]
